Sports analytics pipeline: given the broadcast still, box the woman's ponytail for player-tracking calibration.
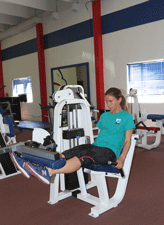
[120,95,128,112]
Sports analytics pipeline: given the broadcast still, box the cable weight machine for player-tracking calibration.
[52,85,93,190]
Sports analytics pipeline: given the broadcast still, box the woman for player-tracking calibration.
[11,87,135,185]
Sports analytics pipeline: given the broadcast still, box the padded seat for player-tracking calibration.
[82,162,123,176]
[136,125,160,132]
[83,162,119,173]
[147,114,164,121]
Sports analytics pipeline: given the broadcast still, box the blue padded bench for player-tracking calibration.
[147,114,164,121]
[82,162,124,177]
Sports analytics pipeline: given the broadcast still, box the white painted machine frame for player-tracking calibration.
[47,86,138,218]
[0,114,16,146]
[136,120,162,150]
[48,134,137,218]
[0,114,19,179]
[126,89,163,150]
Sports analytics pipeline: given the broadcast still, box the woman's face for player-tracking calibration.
[105,94,122,114]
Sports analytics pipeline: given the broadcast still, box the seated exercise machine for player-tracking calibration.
[0,102,17,146]
[0,104,61,179]
[126,88,164,150]
[0,85,138,218]
[47,85,138,218]
[0,103,20,179]
[0,130,64,178]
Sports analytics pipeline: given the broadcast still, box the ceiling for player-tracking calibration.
[0,0,92,40]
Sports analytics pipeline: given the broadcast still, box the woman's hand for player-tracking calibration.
[115,155,125,169]
[115,129,133,169]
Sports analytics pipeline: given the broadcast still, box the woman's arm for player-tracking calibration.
[115,129,133,169]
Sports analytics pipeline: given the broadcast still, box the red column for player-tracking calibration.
[0,42,5,97]
[92,0,105,110]
[36,23,48,122]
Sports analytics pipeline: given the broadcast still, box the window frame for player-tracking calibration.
[127,59,164,103]
[12,77,33,103]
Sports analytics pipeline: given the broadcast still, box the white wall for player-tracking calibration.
[44,38,96,105]
[1,0,95,121]
[2,27,36,49]
[102,13,164,116]
[2,51,42,121]
[101,0,164,130]
[43,0,93,34]
[43,1,96,106]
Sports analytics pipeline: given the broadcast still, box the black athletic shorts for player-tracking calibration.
[62,144,116,165]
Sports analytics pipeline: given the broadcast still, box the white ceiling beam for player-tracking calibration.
[57,1,74,12]
[0,14,17,25]
[61,0,74,2]
[0,2,34,18]
[0,24,4,31]
[0,16,43,40]
[0,0,57,12]
[72,3,80,12]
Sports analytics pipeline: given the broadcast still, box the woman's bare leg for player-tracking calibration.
[48,156,81,176]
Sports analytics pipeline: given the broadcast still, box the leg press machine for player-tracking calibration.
[48,85,138,218]
[0,85,138,218]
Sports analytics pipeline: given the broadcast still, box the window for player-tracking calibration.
[12,77,33,103]
[127,60,164,103]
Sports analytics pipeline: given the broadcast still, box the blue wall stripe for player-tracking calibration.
[2,1,164,61]
[1,20,93,61]
[2,38,37,61]
[102,1,164,34]
[44,19,93,49]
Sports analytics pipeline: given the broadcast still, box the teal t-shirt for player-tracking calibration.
[92,110,135,158]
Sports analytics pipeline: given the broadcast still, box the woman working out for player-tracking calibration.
[10,87,135,185]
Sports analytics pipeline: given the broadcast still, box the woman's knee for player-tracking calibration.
[60,153,66,158]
